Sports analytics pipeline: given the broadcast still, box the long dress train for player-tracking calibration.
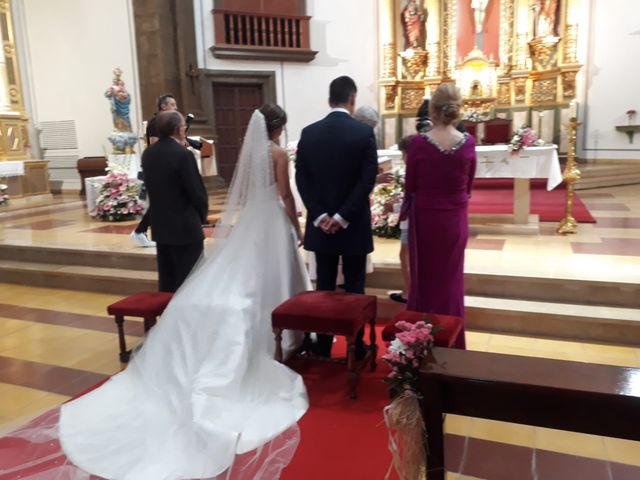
[0,111,311,480]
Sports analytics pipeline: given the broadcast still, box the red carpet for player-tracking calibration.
[0,331,397,480]
[469,178,596,223]
[283,328,396,479]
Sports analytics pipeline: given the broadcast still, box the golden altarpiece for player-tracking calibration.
[378,0,582,153]
[0,0,49,199]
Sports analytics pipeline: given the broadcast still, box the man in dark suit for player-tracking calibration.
[142,111,209,293]
[295,76,378,358]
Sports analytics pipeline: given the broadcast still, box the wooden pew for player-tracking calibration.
[418,347,640,480]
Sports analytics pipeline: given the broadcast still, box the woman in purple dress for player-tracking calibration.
[400,83,476,348]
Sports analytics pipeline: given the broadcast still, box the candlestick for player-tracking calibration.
[569,99,578,120]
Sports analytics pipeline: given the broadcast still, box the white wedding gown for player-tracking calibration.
[0,111,310,480]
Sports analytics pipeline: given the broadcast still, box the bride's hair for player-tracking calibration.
[259,104,287,137]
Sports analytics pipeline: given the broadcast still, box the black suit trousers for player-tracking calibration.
[314,252,367,357]
[156,242,203,293]
[135,208,152,233]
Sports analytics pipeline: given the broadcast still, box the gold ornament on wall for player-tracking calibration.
[401,88,425,111]
[561,71,577,99]
[382,43,397,78]
[563,24,579,64]
[514,78,527,103]
[383,84,398,110]
[399,48,429,80]
[531,78,557,104]
[528,36,560,71]
[497,82,511,106]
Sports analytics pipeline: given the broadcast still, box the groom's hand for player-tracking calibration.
[318,216,332,233]
[324,218,342,235]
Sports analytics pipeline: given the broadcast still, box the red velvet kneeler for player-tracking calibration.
[107,291,173,362]
[382,310,463,348]
[272,291,377,399]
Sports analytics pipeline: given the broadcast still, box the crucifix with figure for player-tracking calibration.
[471,0,489,51]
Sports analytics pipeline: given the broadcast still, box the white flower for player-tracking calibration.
[388,338,407,354]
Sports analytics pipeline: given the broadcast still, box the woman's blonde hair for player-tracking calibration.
[429,83,462,126]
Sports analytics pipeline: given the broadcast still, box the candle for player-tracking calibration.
[569,100,578,119]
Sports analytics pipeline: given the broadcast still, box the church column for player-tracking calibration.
[378,0,399,147]
[379,0,397,80]
[0,39,12,112]
[440,0,457,81]
[378,0,398,112]
[425,0,440,79]
[0,0,29,161]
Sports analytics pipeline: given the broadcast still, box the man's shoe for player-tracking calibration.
[130,231,156,248]
[389,292,408,304]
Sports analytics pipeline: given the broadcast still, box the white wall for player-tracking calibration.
[16,0,141,175]
[194,0,379,144]
[579,0,640,161]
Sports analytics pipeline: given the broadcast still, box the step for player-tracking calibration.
[575,174,640,190]
[367,265,640,309]
[367,288,640,346]
[0,260,156,295]
[465,296,640,346]
[0,244,156,271]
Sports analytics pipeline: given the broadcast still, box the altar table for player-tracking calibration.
[474,144,562,224]
[0,160,24,177]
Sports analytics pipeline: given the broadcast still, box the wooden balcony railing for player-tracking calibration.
[211,9,317,62]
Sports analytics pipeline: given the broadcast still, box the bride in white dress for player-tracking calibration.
[1,107,311,480]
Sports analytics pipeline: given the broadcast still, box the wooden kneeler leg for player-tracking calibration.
[114,315,130,363]
[143,316,156,333]
[346,335,358,400]
[369,317,378,371]
[274,328,284,363]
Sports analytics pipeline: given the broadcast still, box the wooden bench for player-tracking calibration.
[418,347,640,480]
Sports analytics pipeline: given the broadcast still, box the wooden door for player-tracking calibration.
[212,83,263,183]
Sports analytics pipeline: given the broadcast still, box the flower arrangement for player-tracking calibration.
[461,110,486,123]
[91,171,144,221]
[0,184,9,206]
[371,166,405,239]
[286,141,298,162]
[383,319,435,393]
[508,125,544,153]
[382,319,436,480]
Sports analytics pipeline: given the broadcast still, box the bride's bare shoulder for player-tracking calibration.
[270,143,288,162]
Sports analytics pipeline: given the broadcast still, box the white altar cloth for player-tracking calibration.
[474,144,562,225]
[475,145,562,190]
[85,176,106,215]
[0,160,24,177]
[108,154,140,179]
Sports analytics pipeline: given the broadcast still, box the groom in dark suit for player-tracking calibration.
[295,76,378,358]
[142,111,209,293]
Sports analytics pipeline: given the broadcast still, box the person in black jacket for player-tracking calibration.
[295,76,378,358]
[131,93,178,248]
[142,111,209,293]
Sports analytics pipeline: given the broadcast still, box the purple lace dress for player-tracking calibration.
[400,133,476,348]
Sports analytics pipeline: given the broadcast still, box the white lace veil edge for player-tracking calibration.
[0,407,301,480]
[212,109,274,242]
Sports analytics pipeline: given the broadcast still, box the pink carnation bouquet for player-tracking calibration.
[382,320,435,480]
[91,171,144,222]
[508,126,544,153]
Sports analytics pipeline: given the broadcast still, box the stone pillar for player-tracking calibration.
[0,39,12,112]
[379,0,396,80]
